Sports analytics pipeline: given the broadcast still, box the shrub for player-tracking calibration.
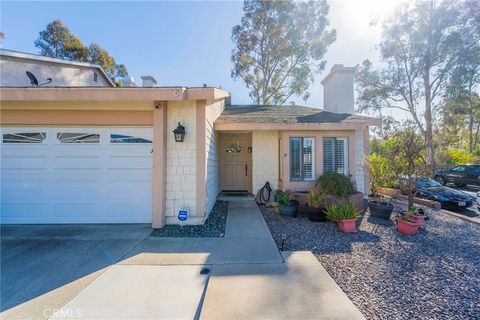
[446,148,479,165]
[317,172,356,199]
[369,153,397,201]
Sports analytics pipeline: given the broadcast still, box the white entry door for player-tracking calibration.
[1,127,153,224]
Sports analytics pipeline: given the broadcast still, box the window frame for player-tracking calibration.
[56,132,101,144]
[451,166,465,173]
[289,137,316,182]
[323,137,349,176]
[2,132,47,144]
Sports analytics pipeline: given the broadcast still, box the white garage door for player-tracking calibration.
[1,127,153,224]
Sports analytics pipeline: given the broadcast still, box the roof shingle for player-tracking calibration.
[215,105,378,125]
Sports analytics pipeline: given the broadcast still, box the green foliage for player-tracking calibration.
[307,186,327,209]
[35,20,128,83]
[231,0,336,104]
[88,43,116,79]
[389,127,427,209]
[325,202,360,222]
[275,190,289,206]
[355,0,478,169]
[369,153,397,198]
[34,20,89,61]
[316,172,356,199]
[446,148,479,165]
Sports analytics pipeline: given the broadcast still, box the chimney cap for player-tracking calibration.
[321,64,356,86]
[122,76,137,87]
[141,75,157,86]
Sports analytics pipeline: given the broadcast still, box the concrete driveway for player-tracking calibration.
[1,224,152,320]
[1,200,364,320]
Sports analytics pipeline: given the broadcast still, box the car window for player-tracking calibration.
[451,166,465,172]
[466,166,480,174]
[417,179,442,188]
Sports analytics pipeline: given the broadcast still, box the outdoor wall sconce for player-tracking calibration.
[247,146,252,153]
[173,122,186,142]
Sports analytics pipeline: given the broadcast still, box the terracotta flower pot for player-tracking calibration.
[338,219,357,233]
[396,218,421,236]
[411,215,425,225]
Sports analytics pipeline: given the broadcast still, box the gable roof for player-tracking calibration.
[0,48,115,87]
[215,105,380,128]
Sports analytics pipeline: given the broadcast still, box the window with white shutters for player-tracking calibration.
[323,137,348,175]
[290,137,315,181]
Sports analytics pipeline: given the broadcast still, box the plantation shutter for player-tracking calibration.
[323,138,335,172]
[323,137,348,175]
[303,138,315,180]
[335,139,346,174]
[290,138,302,181]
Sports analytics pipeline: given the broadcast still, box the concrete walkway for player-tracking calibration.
[3,199,364,319]
[120,199,284,265]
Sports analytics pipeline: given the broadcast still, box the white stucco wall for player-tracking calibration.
[354,129,366,193]
[0,55,112,87]
[165,101,197,222]
[322,65,355,114]
[252,131,279,193]
[205,100,224,215]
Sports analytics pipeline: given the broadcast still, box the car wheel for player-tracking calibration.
[434,176,446,185]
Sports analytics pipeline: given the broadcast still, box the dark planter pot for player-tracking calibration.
[305,205,327,222]
[368,201,394,219]
[279,201,298,217]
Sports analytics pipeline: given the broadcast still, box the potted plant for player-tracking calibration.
[396,211,421,235]
[367,154,395,219]
[404,207,426,225]
[275,190,298,217]
[305,186,327,222]
[325,201,361,233]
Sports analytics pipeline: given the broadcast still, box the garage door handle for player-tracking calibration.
[245,164,248,176]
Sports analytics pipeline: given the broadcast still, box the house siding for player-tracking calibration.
[252,131,279,193]
[354,129,366,193]
[0,55,112,87]
[165,100,197,222]
[205,100,224,216]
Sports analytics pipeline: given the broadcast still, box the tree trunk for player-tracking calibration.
[424,75,436,172]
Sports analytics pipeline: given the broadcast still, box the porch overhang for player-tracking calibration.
[0,87,230,102]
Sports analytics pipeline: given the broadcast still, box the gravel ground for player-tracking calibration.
[259,203,480,320]
[151,201,228,237]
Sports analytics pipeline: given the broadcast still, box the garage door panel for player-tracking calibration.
[2,157,49,169]
[1,203,51,221]
[54,157,102,169]
[1,127,153,224]
[107,158,152,169]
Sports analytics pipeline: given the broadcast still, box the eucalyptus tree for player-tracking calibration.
[35,20,129,83]
[356,0,478,170]
[231,0,336,105]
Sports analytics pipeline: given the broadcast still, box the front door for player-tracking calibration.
[220,133,251,192]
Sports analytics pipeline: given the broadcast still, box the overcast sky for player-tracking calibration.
[1,0,407,117]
